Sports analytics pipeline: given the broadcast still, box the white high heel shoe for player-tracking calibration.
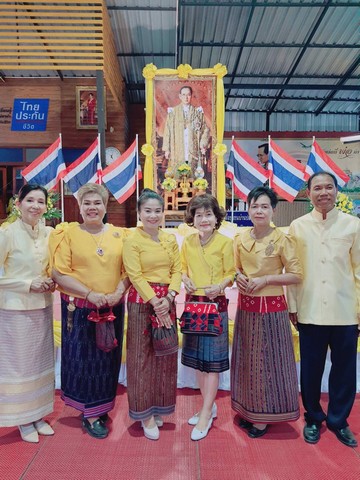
[191,417,213,441]
[188,403,217,426]
[34,420,54,436]
[141,420,160,440]
[154,415,164,427]
[18,424,39,443]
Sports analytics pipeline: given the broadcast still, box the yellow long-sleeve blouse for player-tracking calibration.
[48,222,127,295]
[234,227,303,297]
[181,231,235,296]
[122,227,182,302]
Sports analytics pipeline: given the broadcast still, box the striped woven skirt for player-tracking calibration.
[181,310,229,373]
[231,308,299,423]
[126,302,178,421]
[0,306,54,427]
[60,299,124,418]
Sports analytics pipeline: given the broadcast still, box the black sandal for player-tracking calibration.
[82,418,109,439]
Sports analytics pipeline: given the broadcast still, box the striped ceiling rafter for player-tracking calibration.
[0,0,104,71]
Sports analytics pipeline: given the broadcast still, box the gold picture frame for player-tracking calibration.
[142,64,227,207]
[76,86,106,130]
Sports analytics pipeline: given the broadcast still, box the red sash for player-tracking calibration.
[238,294,288,313]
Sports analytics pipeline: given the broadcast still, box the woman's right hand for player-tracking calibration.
[30,276,52,293]
[182,276,197,294]
[235,273,249,293]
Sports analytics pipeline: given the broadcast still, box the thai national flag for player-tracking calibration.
[225,140,269,201]
[64,138,102,198]
[102,140,142,204]
[22,136,66,190]
[305,140,349,188]
[268,139,306,202]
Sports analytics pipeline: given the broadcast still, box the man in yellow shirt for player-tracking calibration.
[288,172,360,448]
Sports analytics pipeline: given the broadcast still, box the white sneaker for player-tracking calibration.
[18,424,39,443]
[191,417,213,441]
[188,403,217,426]
[141,420,160,440]
[34,420,54,436]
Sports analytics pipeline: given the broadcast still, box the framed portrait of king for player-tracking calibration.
[142,64,227,207]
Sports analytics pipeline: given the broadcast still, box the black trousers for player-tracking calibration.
[298,323,358,429]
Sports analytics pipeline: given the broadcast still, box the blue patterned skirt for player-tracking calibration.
[60,299,124,418]
[181,310,229,373]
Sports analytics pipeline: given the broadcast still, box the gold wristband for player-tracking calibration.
[85,290,92,300]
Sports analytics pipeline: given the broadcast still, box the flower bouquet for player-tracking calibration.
[193,178,208,190]
[161,177,177,192]
[177,163,192,177]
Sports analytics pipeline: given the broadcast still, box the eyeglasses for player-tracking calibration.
[257,154,265,158]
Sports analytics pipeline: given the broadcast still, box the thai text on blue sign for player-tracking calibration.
[11,99,49,131]
[226,211,252,226]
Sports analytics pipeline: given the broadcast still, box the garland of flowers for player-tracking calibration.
[5,191,62,223]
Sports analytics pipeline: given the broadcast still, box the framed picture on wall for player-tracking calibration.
[75,86,106,129]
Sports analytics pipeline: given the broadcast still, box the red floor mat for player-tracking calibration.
[1,389,359,480]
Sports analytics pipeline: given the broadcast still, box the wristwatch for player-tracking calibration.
[167,290,177,302]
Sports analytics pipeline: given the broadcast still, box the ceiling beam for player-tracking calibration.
[224,109,360,115]
[108,6,175,11]
[267,1,331,114]
[126,82,359,92]
[179,42,357,49]
[181,1,356,6]
[225,4,255,108]
[117,52,175,57]
[314,55,360,115]
[227,94,359,102]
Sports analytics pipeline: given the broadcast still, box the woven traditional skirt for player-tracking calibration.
[181,309,229,373]
[0,306,54,427]
[231,308,299,423]
[60,299,124,418]
[126,302,178,421]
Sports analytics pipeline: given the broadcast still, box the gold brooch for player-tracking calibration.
[113,232,120,238]
[265,241,275,256]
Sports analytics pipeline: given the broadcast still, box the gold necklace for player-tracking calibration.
[89,228,105,256]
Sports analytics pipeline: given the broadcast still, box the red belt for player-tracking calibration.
[238,294,287,313]
[127,283,169,304]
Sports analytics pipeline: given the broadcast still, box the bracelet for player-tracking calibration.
[85,290,92,300]
[265,276,268,286]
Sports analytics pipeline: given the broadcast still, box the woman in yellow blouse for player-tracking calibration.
[231,186,302,438]
[181,194,235,441]
[123,189,181,441]
[0,184,55,443]
[49,183,129,440]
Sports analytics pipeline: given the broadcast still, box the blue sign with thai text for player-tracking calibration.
[226,211,252,227]
[11,99,49,131]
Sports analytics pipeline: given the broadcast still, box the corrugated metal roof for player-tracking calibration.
[1,0,359,132]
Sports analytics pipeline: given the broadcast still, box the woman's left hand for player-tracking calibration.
[156,312,173,329]
[153,297,170,316]
[204,284,222,301]
[246,276,267,295]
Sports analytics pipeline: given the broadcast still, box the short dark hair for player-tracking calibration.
[137,188,164,212]
[180,85,193,95]
[258,143,269,155]
[185,193,225,230]
[247,186,278,209]
[18,184,48,203]
[307,171,338,190]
